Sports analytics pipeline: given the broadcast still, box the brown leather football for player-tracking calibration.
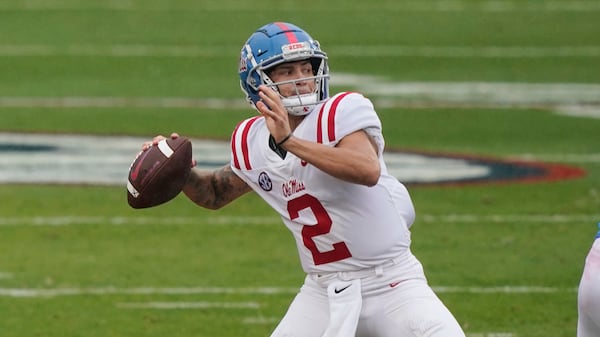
[126,137,192,209]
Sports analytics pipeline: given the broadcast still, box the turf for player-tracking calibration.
[1,1,599,336]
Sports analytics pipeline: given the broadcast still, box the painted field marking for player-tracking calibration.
[0,45,599,58]
[0,214,596,227]
[0,272,14,279]
[514,153,600,163]
[242,316,280,324]
[0,0,598,12]
[242,316,515,337]
[0,96,248,108]
[554,105,600,119]
[116,301,260,309]
[0,130,586,186]
[0,215,281,226]
[419,214,598,224]
[0,282,522,335]
[0,81,597,120]
[330,45,600,58]
[434,286,577,293]
[328,78,600,106]
[0,286,297,298]
[0,285,577,298]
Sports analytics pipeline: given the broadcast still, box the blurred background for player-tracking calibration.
[0,1,599,336]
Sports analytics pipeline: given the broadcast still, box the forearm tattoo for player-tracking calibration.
[184,165,250,209]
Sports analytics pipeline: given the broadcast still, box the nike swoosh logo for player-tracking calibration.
[389,281,401,288]
[334,284,351,294]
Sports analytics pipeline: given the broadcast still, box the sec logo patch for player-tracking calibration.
[258,172,273,191]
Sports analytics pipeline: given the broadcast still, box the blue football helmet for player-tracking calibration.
[239,22,329,116]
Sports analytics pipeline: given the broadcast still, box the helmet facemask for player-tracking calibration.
[260,56,328,116]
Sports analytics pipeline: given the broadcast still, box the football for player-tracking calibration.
[126,136,193,209]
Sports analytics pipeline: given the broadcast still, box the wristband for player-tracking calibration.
[277,133,292,147]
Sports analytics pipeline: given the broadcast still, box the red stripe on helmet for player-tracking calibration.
[274,22,298,43]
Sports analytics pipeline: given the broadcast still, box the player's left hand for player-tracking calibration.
[256,85,291,144]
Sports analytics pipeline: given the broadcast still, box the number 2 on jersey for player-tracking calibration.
[287,194,352,265]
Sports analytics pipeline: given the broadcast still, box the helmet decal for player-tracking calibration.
[238,55,247,73]
[281,42,314,61]
[274,22,299,43]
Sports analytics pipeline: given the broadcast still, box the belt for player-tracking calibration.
[312,256,403,282]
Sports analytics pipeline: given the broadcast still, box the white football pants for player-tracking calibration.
[578,238,600,337]
[269,251,466,337]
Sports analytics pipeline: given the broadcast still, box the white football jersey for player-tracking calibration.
[231,92,416,273]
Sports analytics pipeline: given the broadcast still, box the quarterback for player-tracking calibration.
[149,22,466,337]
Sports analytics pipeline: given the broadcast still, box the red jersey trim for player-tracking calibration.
[317,92,354,144]
[231,116,261,170]
[316,103,327,144]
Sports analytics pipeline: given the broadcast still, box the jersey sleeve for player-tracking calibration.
[318,92,385,155]
[230,115,263,171]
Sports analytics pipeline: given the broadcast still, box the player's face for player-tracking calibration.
[268,60,316,98]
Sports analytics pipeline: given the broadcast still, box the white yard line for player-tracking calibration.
[420,214,598,224]
[0,96,247,109]
[0,215,281,226]
[0,45,599,58]
[0,286,297,298]
[330,45,600,58]
[512,153,600,163]
[0,272,14,279]
[116,301,260,309]
[242,316,515,337]
[0,285,576,298]
[434,286,577,293]
[0,0,598,12]
[0,214,596,227]
[0,45,235,57]
[0,82,597,111]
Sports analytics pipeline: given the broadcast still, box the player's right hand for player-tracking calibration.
[142,133,195,167]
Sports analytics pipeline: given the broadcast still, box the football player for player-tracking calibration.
[578,222,600,337]
[149,22,466,337]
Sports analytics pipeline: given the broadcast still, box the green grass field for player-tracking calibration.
[1,1,599,336]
